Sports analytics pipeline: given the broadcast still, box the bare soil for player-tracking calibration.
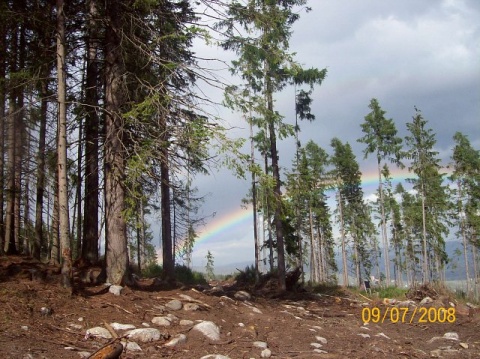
[1,255,479,359]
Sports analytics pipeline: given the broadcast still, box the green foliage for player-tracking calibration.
[205,251,215,281]
[174,265,207,285]
[235,264,257,285]
[374,286,409,299]
[141,263,207,285]
[142,263,163,278]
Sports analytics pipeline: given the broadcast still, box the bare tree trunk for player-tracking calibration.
[377,160,390,284]
[56,0,72,288]
[76,118,82,259]
[0,20,6,252]
[160,113,174,283]
[250,120,259,282]
[34,78,48,259]
[50,172,60,265]
[338,191,348,287]
[105,0,128,286]
[421,182,428,283]
[82,0,100,264]
[309,207,315,283]
[264,151,274,273]
[23,125,31,255]
[4,97,17,254]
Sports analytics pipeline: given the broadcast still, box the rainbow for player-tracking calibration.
[176,165,452,253]
[196,207,253,245]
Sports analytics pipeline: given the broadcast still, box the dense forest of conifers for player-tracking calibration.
[0,1,478,292]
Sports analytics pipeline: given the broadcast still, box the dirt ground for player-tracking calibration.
[1,255,479,359]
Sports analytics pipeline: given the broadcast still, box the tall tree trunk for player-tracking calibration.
[82,0,100,264]
[56,0,72,288]
[105,0,128,286]
[50,171,60,265]
[421,181,428,283]
[377,159,390,284]
[266,74,286,290]
[338,190,348,287]
[76,118,82,259]
[459,183,471,293]
[4,97,17,254]
[4,14,18,254]
[308,207,315,283]
[0,19,6,252]
[34,79,48,260]
[250,120,259,282]
[23,126,31,255]
[14,89,24,254]
[160,113,174,283]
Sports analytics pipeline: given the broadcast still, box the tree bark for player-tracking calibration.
[105,0,129,286]
[160,113,174,283]
[33,78,48,259]
[56,0,72,288]
[0,19,6,252]
[82,0,100,264]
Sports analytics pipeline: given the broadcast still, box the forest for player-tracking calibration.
[0,0,479,296]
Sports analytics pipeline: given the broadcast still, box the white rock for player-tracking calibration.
[180,319,194,326]
[420,296,433,305]
[110,322,136,331]
[358,333,370,338]
[460,342,469,349]
[21,326,28,331]
[261,348,272,358]
[77,352,91,358]
[238,323,245,327]
[315,336,327,344]
[310,343,323,348]
[200,355,231,359]
[165,299,183,311]
[313,349,328,354]
[443,332,459,341]
[184,303,200,311]
[68,323,83,330]
[253,341,268,349]
[193,321,221,341]
[234,290,251,301]
[375,332,390,340]
[178,294,195,301]
[86,327,113,339]
[123,341,142,351]
[109,285,123,296]
[78,317,84,322]
[127,328,163,342]
[252,307,263,314]
[151,316,171,326]
[164,334,187,347]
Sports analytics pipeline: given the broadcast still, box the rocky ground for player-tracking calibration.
[1,256,480,359]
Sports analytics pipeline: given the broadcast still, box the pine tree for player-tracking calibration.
[221,0,326,290]
[358,98,403,285]
[405,108,450,283]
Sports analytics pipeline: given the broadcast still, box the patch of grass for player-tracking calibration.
[375,285,409,299]
[311,282,344,296]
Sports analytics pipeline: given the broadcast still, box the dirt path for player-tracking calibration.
[1,256,478,358]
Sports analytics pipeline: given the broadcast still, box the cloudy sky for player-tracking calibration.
[173,0,480,269]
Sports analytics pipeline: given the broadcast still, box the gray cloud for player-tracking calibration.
[183,0,480,268]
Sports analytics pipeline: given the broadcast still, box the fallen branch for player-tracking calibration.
[104,302,133,315]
